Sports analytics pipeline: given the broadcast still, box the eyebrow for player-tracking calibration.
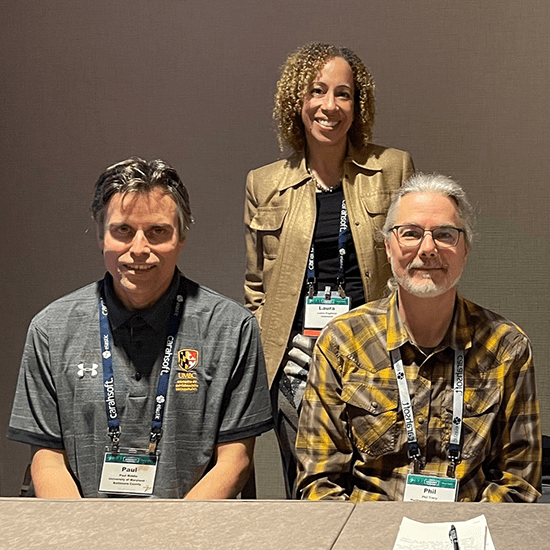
[399,223,461,229]
[310,81,353,89]
[107,222,174,230]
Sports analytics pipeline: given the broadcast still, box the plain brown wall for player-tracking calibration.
[1,0,549,497]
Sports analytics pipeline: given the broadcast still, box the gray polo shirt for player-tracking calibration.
[8,273,272,498]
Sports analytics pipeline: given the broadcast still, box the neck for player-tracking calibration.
[306,140,347,188]
[397,287,457,348]
[113,280,172,311]
[116,291,161,311]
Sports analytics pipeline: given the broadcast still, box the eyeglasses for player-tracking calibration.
[391,224,465,248]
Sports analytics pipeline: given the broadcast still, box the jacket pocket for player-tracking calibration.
[250,205,288,259]
[342,381,398,457]
[360,189,394,216]
[447,385,501,460]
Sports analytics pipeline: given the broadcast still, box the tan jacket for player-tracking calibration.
[244,143,414,386]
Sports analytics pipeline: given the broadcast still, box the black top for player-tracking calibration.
[294,187,365,330]
[104,271,179,379]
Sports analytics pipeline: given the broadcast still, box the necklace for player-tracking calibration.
[307,167,342,193]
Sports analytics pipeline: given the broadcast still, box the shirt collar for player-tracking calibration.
[386,291,410,351]
[275,153,310,192]
[448,293,474,352]
[386,291,473,353]
[275,142,383,193]
[344,142,383,172]
[103,270,182,332]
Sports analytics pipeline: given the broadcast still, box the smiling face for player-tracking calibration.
[301,56,354,151]
[99,187,185,310]
[385,192,468,299]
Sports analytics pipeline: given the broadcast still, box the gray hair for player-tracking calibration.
[381,173,475,248]
[91,157,194,241]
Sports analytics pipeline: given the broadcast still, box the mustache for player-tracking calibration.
[407,259,444,270]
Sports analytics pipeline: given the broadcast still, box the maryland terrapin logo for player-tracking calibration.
[178,349,198,371]
[176,349,199,393]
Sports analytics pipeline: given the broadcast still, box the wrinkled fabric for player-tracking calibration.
[296,292,541,503]
[244,143,415,386]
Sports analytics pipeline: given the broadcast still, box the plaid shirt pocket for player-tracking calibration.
[342,381,399,457]
[448,384,501,461]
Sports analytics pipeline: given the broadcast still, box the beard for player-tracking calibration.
[390,257,463,298]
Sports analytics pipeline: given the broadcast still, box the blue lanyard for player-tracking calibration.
[307,198,350,298]
[98,278,185,453]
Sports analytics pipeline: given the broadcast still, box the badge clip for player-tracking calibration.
[407,442,422,473]
[109,427,121,453]
[446,445,461,478]
[148,428,162,454]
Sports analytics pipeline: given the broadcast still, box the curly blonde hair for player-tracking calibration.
[273,42,375,153]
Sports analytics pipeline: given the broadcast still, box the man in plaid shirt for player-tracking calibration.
[296,173,541,502]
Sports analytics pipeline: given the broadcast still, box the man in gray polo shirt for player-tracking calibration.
[8,157,272,498]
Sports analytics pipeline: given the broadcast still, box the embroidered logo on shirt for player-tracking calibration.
[178,349,198,370]
[175,349,199,392]
[77,363,99,378]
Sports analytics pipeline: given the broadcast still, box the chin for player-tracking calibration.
[404,282,450,298]
[397,273,462,298]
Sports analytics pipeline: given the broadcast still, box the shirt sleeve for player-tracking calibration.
[403,151,415,181]
[216,315,273,444]
[244,170,265,322]
[295,328,354,500]
[479,333,541,502]
[7,319,64,449]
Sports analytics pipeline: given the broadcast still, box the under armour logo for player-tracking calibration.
[156,395,165,404]
[77,363,98,378]
[453,417,461,425]
[397,372,405,380]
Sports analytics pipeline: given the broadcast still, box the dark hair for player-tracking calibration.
[92,157,193,240]
[273,42,376,153]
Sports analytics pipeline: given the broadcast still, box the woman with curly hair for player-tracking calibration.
[244,42,414,495]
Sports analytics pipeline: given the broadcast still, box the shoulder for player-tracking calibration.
[318,296,390,353]
[460,296,531,354]
[350,143,413,170]
[332,295,389,325]
[248,153,301,178]
[462,296,528,336]
[182,278,257,327]
[30,281,100,329]
[246,154,306,194]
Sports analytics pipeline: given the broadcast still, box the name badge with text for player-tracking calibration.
[303,292,350,337]
[403,473,458,502]
[99,448,158,495]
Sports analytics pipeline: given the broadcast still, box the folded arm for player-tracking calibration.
[480,339,541,502]
[295,334,353,500]
[31,447,81,498]
[184,437,256,499]
[244,170,266,321]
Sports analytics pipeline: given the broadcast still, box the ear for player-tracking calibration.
[177,237,187,254]
[96,225,104,253]
[385,238,391,262]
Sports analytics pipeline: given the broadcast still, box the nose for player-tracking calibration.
[418,231,438,257]
[129,230,150,255]
[321,91,337,111]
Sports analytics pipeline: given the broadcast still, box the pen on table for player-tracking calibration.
[449,524,460,550]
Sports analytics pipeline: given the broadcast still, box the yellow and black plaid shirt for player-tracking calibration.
[296,292,541,502]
